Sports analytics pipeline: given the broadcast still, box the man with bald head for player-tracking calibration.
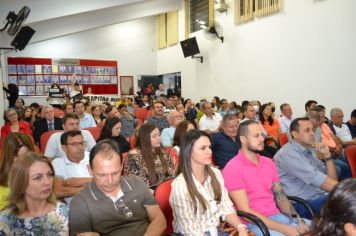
[161,110,183,147]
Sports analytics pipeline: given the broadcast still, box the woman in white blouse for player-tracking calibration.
[169,130,249,236]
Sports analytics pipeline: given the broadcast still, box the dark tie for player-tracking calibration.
[48,122,54,131]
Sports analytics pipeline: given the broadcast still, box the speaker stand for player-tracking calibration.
[0,47,15,51]
[192,55,203,63]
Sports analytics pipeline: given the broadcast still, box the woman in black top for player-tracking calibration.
[97,116,130,153]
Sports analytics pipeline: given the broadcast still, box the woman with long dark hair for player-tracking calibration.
[259,103,281,148]
[310,179,356,236]
[170,130,248,236]
[124,123,175,189]
[97,116,130,153]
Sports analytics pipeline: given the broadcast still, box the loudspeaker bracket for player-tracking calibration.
[192,55,203,63]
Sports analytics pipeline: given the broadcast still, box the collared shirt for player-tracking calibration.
[222,151,280,217]
[321,123,336,149]
[120,115,137,138]
[80,113,97,129]
[198,113,222,132]
[44,130,96,159]
[170,167,235,236]
[52,151,91,203]
[278,115,294,133]
[211,131,240,169]
[333,124,353,142]
[145,116,169,132]
[69,176,157,236]
[161,126,176,147]
[274,140,327,199]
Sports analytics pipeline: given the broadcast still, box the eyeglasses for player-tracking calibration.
[114,198,133,218]
[6,113,17,118]
[67,141,86,147]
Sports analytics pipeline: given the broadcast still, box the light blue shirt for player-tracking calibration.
[161,127,176,147]
[274,140,327,200]
[80,113,97,129]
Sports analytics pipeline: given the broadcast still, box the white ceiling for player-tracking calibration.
[0,0,182,43]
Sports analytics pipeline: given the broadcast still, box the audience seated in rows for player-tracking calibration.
[0,133,35,210]
[161,110,183,148]
[145,101,169,132]
[33,105,63,147]
[183,98,197,122]
[44,113,96,159]
[211,114,240,169]
[170,130,249,236]
[274,118,338,218]
[223,120,310,236]
[0,152,69,235]
[124,123,175,189]
[198,101,222,134]
[52,130,92,204]
[96,116,130,154]
[307,110,352,180]
[69,140,166,235]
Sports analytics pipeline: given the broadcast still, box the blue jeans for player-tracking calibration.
[333,155,352,180]
[204,226,229,236]
[247,213,311,236]
[293,194,328,220]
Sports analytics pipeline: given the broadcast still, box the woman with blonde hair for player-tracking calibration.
[0,152,68,235]
[0,133,34,210]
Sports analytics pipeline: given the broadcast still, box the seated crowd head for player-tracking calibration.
[243,103,257,120]
[305,100,318,112]
[63,103,74,114]
[152,101,165,117]
[280,103,293,119]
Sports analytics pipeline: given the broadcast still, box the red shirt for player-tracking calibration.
[0,121,33,140]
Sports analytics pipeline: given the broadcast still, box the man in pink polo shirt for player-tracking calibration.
[222,120,309,236]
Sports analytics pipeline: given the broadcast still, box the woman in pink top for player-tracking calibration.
[1,108,32,142]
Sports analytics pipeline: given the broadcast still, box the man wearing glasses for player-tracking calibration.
[44,113,96,159]
[69,139,166,236]
[52,130,92,204]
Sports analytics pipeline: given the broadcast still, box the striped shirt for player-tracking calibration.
[169,167,235,236]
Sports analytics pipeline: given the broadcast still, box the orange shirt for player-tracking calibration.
[321,123,336,149]
[261,119,281,140]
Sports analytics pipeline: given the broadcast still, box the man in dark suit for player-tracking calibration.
[33,105,63,146]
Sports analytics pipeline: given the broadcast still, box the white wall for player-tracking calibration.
[157,0,356,118]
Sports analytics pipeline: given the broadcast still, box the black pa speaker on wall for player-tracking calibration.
[11,26,35,51]
[180,37,200,58]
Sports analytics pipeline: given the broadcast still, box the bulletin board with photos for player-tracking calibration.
[7,57,118,96]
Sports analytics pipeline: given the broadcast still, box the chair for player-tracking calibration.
[279,133,289,147]
[345,145,356,178]
[129,135,136,149]
[40,130,62,153]
[134,108,148,122]
[287,196,315,219]
[53,107,65,118]
[154,179,175,235]
[154,179,271,236]
[83,127,102,141]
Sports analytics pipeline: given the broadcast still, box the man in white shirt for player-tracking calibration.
[52,130,92,203]
[44,113,96,159]
[330,107,356,146]
[278,103,294,133]
[74,100,97,129]
[198,101,222,134]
